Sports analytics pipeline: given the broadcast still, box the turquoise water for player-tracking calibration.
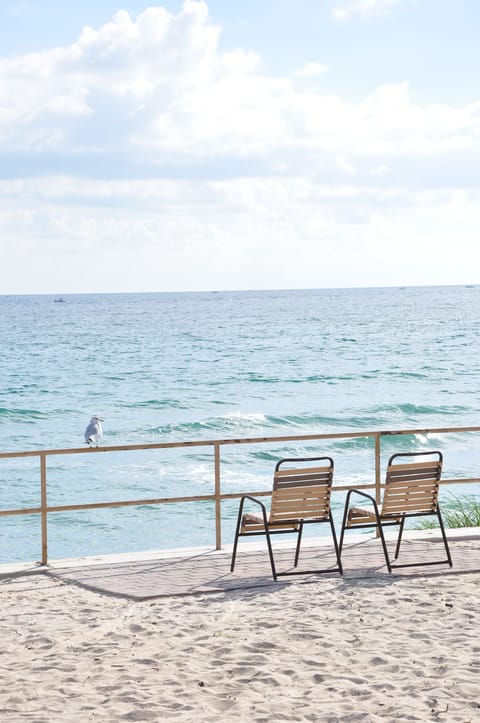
[1,286,480,563]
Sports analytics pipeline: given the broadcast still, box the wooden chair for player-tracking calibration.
[339,450,452,573]
[230,456,343,581]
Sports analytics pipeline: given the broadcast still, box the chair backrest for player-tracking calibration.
[381,450,443,517]
[269,457,334,524]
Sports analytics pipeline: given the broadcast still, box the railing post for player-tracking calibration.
[40,453,48,565]
[374,433,382,538]
[374,433,382,505]
[214,443,222,550]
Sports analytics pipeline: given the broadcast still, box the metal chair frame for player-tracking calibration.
[230,456,343,581]
[339,450,453,573]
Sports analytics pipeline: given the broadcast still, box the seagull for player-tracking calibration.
[85,416,104,446]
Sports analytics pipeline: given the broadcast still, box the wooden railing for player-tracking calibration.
[1,425,479,565]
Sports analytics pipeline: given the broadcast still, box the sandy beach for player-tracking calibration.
[0,563,478,722]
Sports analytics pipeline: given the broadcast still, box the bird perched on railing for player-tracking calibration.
[85,416,104,446]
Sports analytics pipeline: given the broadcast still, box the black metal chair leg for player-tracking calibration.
[394,515,406,560]
[362,498,393,573]
[230,534,239,573]
[377,520,392,573]
[294,523,304,567]
[230,498,246,572]
[437,507,453,567]
[329,513,343,575]
[264,527,278,581]
[338,491,353,556]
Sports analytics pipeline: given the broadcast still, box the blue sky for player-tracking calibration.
[1,0,479,293]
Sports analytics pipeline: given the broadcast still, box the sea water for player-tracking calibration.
[1,286,480,563]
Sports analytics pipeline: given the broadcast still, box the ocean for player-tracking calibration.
[1,285,480,564]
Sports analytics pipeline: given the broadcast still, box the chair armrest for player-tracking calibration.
[240,494,267,510]
[345,489,377,506]
[237,495,269,526]
[343,489,382,525]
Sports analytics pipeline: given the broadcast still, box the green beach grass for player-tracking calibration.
[417,494,480,530]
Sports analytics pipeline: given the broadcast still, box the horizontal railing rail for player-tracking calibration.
[1,425,480,565]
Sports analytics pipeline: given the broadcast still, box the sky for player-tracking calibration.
[1,0,479,294]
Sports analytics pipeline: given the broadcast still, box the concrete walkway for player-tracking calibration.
[36,529,480,600]
[1,529,478,601]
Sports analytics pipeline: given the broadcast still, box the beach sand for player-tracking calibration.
[0,568,478,722]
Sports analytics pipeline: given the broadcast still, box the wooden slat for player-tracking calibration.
[383,504,437,515]
[383,508,436,517]
[241,522,298,532]
[241,525,265,532]
[272,512,329,521]
[240,512,300,532]
[384,493,437,503]
[384,492,437,503]
[383,504,436,515]
[242,513,263,523]
[272,500,330,512]
[273,497,330,509]
[385,485,437,495]
[271,505,329,516]
[274,498,330,509]
[275,465,332,477]
[348,516,377,525]
[387,476,439,488]
[274,480,332,491]
[388,463,440,472]
[271,514,329,523]
[386,480,438,490]
[387,471,440,483]
[387,460,441,472]
[276,485,327,493]
[387,473,439,483]
[274,493,329,503]
[275,475,331,483]
[349,506,375,516]
[387,475,439,484]
[274,480,331,491]
[274,485,330,499]
[383,499,437,512]
[273,499,330,510]
[271,507,329,520]
[384,485,438,499]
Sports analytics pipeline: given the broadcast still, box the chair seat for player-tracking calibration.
[240,513,300,533]
[347,506,402,526]
[347,506,377,525]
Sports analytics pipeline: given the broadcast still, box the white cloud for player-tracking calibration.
[332,0,403,21]
[0,2,477,168]
[295,62,328,77]
[0,1,220,150]
[1,1,480,293]
[0,1,478,168]
[1,174,480,293]
[220,48,262,74]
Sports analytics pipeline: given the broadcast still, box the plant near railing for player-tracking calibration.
[416,495,480,529]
